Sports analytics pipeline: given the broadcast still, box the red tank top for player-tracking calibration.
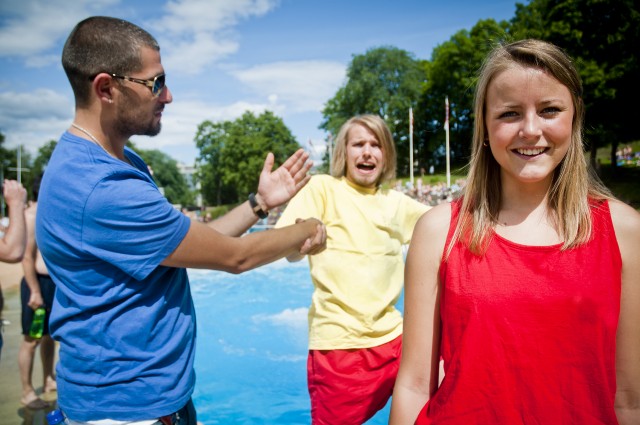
[416,199,622,424]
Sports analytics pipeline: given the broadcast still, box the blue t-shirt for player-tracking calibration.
[36,132,193,421]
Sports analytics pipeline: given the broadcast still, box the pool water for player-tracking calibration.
[189,259,399,424]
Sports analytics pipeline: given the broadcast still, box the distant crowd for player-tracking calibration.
[393,177,466,206]
[617,145,640,167]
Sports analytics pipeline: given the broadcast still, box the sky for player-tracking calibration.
[0,0,518,167]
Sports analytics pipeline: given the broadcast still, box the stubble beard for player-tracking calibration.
[116,95,162,138]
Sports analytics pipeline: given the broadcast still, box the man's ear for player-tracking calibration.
[92,72,115,104]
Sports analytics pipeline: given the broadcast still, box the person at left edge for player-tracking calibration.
[36,16,326,425]
[0,179,27,362]
[19,174,57,410]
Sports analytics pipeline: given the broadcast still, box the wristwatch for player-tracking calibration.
[248,193,268,219]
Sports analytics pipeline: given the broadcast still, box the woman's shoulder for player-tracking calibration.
[607,199,640,256]
[414,202,452,237]
[407,202,453,266]
[608,199,640,231]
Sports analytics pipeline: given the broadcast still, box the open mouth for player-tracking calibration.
[357,163,376,171]
[513,147,548,157]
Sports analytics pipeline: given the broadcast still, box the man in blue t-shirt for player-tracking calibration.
[36,16,325,425]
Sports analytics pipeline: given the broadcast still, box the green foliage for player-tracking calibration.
[205,204,234,220]
[126,142,195,206]
[32,140,57,175]
[321,46,424,175]
[318,1,639,177]
[195,111,301,205]
[1,133,192,206]
[510,0,640,166]
[418,19,509,168]
[24,140,57,200]
[0,133,37,200]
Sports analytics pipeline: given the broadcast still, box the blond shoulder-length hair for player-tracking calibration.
[450,39,613,256]
[330,114,397,186]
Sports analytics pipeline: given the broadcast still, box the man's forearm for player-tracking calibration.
[208,200,259,237]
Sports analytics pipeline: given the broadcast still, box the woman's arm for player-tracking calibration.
[610,200,640,425]
[389,203,451,424]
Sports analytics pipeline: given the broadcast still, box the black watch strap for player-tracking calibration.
[248,193,268,219]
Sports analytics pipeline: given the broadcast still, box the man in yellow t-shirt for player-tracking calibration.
[276,114,430,424]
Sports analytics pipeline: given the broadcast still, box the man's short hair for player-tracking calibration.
[62,16,160,106]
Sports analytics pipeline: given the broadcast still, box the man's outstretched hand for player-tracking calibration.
[257,149,312,209]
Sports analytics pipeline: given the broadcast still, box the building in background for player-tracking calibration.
[177,162,202,208]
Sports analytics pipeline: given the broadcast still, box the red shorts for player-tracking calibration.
[307,335,402,425]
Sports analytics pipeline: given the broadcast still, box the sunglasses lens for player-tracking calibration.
[153,75,166,95]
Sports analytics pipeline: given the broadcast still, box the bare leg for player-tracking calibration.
[18,336,47,406]
[40,335,57,393]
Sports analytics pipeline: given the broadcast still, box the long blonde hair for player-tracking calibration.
[330,114,397,186]
[449,39,613,256]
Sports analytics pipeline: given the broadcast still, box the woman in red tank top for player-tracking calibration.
[389,39,640,425]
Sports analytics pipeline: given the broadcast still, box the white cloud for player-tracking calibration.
[232,61,346,113]
[0,0,119,61]
[156,0,278,34]
[130,97,284,155]
[151,0,281,74]
[0,0,337,166]
[161,34,240,76]
[0,89,70,120]
[0,89,73,154]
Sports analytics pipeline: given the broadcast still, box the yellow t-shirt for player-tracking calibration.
[275,175,430,350]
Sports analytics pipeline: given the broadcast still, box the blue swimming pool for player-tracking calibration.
[189,259,397,424]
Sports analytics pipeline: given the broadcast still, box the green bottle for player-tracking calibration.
[29,307,46,339]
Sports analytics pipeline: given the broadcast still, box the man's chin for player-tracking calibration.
[146,124,162,137]
[351,174,379,188]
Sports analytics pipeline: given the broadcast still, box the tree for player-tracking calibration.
[194,119,233,206]
[26,140,57,200]
[418,19,509,170]
[321,46,424,176]
[126,141,194,206]
[510,0,640,169]
[195,111,301,205]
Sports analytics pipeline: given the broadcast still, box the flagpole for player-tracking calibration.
[327,133,333,172]
[17,145,22,184]
[445,96,450,188]
[409,107,414,185]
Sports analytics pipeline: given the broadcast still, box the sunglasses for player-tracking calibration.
[109,73,166,97]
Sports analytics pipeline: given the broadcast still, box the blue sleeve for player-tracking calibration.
[82,172,191,281]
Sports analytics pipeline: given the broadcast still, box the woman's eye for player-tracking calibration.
[541,107,561,115]
[498,111,517,119]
